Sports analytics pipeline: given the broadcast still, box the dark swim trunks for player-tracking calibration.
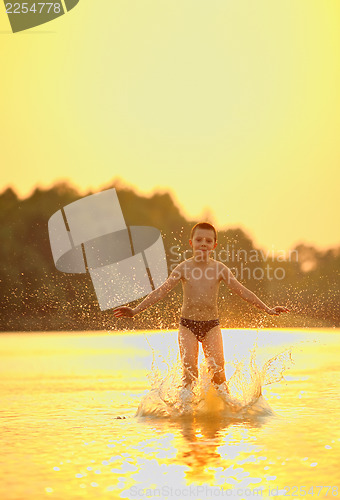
[179,317,220,342]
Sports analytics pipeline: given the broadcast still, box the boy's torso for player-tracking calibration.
[179,258,224,320]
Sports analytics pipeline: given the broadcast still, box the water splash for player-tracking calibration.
[136,338,293,419]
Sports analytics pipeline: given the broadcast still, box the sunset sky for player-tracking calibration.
[0,0,339,252]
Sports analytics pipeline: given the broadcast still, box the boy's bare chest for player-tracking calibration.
[182,266,220,289]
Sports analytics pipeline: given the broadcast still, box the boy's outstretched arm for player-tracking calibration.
[222,265,290,315]
[112,265,182,318]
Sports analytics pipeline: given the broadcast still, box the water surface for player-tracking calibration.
[1,329,339,499]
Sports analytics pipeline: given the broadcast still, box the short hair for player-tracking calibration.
[190,222,217,241]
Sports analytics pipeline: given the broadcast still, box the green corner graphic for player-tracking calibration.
[4,0,79,33]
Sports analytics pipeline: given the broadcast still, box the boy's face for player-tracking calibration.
[189,228,217,257]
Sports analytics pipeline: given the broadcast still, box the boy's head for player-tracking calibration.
[190,223,217,257]
[190,222,217,242]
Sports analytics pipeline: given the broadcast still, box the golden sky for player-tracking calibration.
[0,0,339,251]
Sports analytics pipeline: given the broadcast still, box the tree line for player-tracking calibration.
[0,181,339,331]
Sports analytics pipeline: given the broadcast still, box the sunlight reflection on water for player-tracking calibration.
[0,329,339,500]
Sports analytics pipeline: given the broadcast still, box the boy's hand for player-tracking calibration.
[267,306,290,316]
[113,306,135,318]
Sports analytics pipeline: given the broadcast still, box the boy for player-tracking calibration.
[113,222,289,407]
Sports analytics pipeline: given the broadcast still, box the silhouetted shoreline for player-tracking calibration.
[1,182,339,331]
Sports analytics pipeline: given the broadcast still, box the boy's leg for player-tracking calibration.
[202,327,243,411]
[178,325,199,388]
[201,326,227,387]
